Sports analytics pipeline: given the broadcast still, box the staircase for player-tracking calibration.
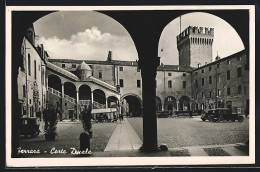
[48,87,76,104]
[48,87,106,108]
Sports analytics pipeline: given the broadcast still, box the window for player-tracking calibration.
[209,66,212,71]
[237,56,241,61]
[217,89,221,97]
[119,79,124,87]
[195,80,198,87]
[201,69,204,73]
[217,63,220,68]
[137,80,141,88]
[227,70,230,80]
[209,75,212,84]
[209,91,212,98]
[168,73,172,76]
[72,64,76,68]
[23,85,26,98]
[227,60,230,65]
[195,72,198,75]
[217,73,221,83]
[62,64,65,68]
[238,85,242,94]
[183,73,186,77]
[202,78,204,86]
[34,60,37,79]
[168,80,172,88]
[202,92,205,99]
[237,67,242,77]
[227,87,231,95]
[119,67,123,71]
[183,81,186,89]
[98,72,102,79]
[28,54,31,75]
[168,97,172,101]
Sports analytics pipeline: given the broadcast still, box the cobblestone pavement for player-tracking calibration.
[18,117,249,158]
[128,116,249,148]
[19,120,117,157]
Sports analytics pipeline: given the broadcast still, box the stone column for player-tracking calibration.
[76,89,79,119]
[139,57,160,152]
[91,91,94,108]
[105,98,108,108]
[176,101,179,111]
[61,82,65,119]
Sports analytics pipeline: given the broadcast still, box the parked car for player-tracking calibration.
[157,111,170,118]
[20,117,41,137]
[201,108,244,122]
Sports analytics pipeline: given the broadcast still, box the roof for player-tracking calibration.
[192,49,246,72]
[77,61,92,70]
[86,76,119,93]
[157,65,194,72]
[46,61,79,81]
[48,59,139,66]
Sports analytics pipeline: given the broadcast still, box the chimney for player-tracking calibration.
[107,51,112,61]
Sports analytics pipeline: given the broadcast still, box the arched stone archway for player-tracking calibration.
[107,96,119,108]
[164,96,177,113]
[122,95,142,117]
[93,89,106,108]
[64,82,76,99]
[11,10,250,155]
[179,96,190,111]
[47,74,62,92]
[78,85,91,101]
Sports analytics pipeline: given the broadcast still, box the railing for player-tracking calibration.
[48,87,62,97]
[48,87,106,108]
[79,100,91,105]
[93,101,105,108]
[48,87,76,104]
[64,94,76,104]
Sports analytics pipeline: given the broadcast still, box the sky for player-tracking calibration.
[34,11,244,65]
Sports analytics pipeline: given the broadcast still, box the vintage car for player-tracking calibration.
[201,108,244,122]
[20,117,41,137]
[157,111,170,118]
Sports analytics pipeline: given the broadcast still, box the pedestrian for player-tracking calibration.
[189,110,193,118]
[43,106,49,130]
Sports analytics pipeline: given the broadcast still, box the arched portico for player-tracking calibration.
[12,10,249,156]
[179,96,191,111]
[121,94,142,117]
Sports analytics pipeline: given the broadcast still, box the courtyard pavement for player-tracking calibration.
[19,116,249,157]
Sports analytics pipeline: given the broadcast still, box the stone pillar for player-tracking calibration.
[106,98,108,108]
[61,82,65,119]
[176,101,179,111]
[76,90,79,119]
[91,91,94,108]
[139,57,160,152]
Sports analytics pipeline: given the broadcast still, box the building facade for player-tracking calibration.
[18,25,249,118]
[18,26,47,118]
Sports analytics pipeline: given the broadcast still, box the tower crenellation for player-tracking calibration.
[177,26,214,68]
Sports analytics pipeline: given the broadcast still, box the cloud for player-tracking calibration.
[36,27,138,61]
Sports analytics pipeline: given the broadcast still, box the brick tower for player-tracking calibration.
[177,26,214,68]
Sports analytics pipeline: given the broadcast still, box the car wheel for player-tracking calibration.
[238,116,244,122]
[231,119,235,122]
[202,118,206,121]
[218,115,224,123]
